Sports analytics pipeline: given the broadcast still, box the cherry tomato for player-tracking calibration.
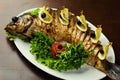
[51,42,65,58]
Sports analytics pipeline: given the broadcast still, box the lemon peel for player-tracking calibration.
[98,42,112,60]
[91,25,102,43]
[59,8,69,25]
[39,6,53,23]
[76,11,87,32]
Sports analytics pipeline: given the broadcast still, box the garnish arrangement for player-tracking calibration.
[30,32,91,71]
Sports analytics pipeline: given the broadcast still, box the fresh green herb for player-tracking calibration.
[30,32,92,71]
[29,8,40,15]
[5,31,29,41]
[38,42,92,71]
[5,31,17,41]
[30,32,55,59]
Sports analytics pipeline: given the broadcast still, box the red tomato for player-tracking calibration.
[51,42,65,58]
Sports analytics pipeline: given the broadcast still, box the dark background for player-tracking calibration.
[0,0,120,80]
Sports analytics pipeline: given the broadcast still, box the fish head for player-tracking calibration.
[5,13,33,34]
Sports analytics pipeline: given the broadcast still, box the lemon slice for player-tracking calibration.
[98,42,112,60]
[76,11,87,32]
[59,17,69,25]
[59,8,69,25]
[60,8,69,21]
[39,6,53,23]
[91,25,102,43]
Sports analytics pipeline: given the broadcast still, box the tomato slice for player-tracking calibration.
[51,42,65,58]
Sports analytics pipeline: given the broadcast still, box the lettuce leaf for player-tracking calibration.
[30,32,93,71]
[5,31,29,41]
[29,8,40,15]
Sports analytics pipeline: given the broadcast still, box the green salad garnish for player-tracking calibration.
[30,32,92,71]
[30,32,54,59]
[29,8,40,15]
[5,31,29,41]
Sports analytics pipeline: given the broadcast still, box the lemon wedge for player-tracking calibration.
[76,11,87,32]
[91,25,102,43]
[59,8,69,25]
[39,6,53,23]
[98,42,112,60]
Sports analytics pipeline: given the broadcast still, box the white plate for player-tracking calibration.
[14,8,115,80]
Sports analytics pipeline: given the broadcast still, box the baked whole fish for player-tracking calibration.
[5,5,120,79]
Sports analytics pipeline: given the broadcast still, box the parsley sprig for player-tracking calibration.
[30,32,92,71]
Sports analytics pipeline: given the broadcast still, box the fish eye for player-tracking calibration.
[12,16,19,23]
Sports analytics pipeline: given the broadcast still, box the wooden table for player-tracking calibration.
[0,0,120,80]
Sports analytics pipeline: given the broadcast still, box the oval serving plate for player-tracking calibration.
[14,8,115,80]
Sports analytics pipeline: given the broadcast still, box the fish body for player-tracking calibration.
[4,5,108,66]
[5,7,100,50]
[5,6,120,79]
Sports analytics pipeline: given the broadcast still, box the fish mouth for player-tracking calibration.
[5,23,17,35]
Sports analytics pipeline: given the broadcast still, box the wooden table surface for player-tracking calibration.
[0,0,120,80]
